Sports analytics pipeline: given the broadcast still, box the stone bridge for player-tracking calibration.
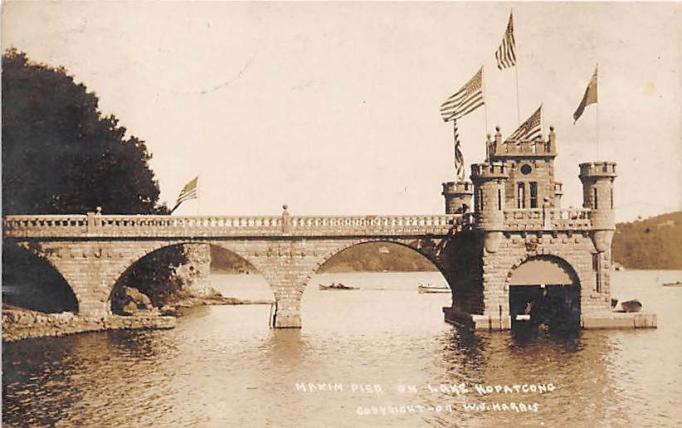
[3,212,469,327]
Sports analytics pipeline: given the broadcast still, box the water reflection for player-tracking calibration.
[3,271,682,427]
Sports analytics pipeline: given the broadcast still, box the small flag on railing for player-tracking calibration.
[170,176,198,214]
[439,67,485,122]
[573,66,598,123]
[506,104,543,142]
[495,12,517,70]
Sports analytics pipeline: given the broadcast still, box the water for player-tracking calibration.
[3,270,682,427]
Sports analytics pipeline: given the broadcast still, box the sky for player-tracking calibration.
[2,2,680,221]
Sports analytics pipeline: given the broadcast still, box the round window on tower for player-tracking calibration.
[520,164,532,175]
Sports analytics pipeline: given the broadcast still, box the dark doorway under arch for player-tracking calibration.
[2,243,78,313]
[508,256,581,332]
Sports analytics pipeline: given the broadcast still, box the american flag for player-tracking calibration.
[176,176,199,206]
[506,105,543,142]
[495,12,517,70]
[439,67,485,122]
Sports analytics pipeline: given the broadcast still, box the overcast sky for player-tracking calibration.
[3,2,680,221]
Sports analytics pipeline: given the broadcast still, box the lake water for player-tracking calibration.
[3,270,682,427]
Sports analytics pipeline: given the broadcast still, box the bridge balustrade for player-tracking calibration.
[3,214,462,238]
[503,209,592,231]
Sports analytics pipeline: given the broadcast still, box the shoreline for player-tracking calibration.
[2,295,274,343]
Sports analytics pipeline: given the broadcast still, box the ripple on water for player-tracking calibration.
[3,271,682,427]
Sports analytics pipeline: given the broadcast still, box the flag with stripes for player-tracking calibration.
[495,12,517,70]
[573,66,598,123]
[440,67,485,122]
[506,105,543,142]
[176,176,199,205]
[453,120,465,182]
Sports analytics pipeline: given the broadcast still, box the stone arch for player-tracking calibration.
[108,241,270,311]
[505,253,581,287]
[307,238,455,291]
[2,241,79,313]
[505,254,582,329]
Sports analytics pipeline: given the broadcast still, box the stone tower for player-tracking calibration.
[441,181,473,214]
[487,126,562,210]
[441,124,654,331]
[470,162,508,253]
[579,162,617,252]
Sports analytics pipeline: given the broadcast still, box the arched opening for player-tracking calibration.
[110,243,274,328]
[2,242,78,313]
[508,255,581,332]
[302,241,452,332]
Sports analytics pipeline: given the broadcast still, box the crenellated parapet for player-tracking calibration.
[441,181,474,214]
[487,126,557,159]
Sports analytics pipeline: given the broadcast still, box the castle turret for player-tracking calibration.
[441,181,473,214]
[471,161,508,252]
[579,162,617,252]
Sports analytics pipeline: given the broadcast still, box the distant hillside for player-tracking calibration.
[612,211,682,269]
[317,243,438,273]
[210,243,437,273]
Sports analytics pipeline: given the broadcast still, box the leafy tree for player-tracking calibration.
[2,49,185,312]
[2,48,164,215]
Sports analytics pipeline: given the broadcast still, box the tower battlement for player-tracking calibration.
[487,126,557,159]
[441,181,474,214]
[579,162,617,178]
[471,162,509,180]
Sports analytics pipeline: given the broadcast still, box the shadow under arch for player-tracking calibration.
[109,242,271,314]
[507,254,581,332]
[2,242,78,313]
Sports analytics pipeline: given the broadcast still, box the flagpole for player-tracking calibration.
[196,177,201,216]
[512,9,521,125]
[514,67,521,126]
[595,63,599,160]
[453,120,459,182]
[481,65,489,134]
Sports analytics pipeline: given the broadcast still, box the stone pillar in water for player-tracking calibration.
[175,243,214,296]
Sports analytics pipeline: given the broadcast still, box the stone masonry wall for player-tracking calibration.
[480,231,611,317]
[9,235,460,329]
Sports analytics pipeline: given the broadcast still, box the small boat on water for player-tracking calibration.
[418,284,450,294]
[663,281,682,287]
[620,299,642,313]
[319,283,358,291]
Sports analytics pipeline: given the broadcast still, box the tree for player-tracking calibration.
[2,48,164,215]
[2,49,185,311]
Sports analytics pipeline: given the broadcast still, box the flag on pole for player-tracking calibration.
[176,176,198,205]
[573,66,598,123]
[495,12,517,70]
[439,67,485,122]
[170,176,198,214]
[453,120,465,182]
[506,105,543,142]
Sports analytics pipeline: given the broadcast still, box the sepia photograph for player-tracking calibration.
[2,2,681,427]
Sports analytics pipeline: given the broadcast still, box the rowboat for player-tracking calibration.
[319,283,358,290]
[663,281,682,287]
[417,284,450,294]
[620,299,642,313]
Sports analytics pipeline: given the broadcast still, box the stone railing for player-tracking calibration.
[3,213,462,239]
[288,215,461,236]
[503,209,592,231]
